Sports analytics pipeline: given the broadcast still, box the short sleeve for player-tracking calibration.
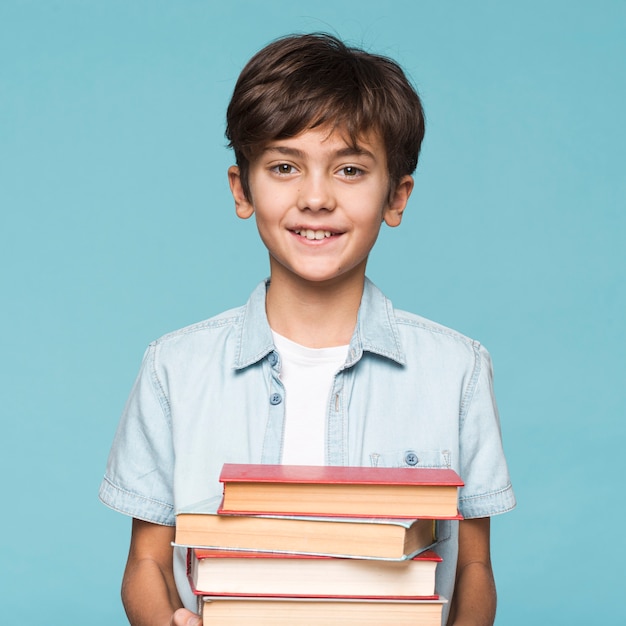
[457,344,516,519]
[98,343,176,525]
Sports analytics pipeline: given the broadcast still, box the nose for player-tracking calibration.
[296,172,336,212]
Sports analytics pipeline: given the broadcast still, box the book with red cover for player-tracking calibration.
[188,547,442,599]
[218,463,463,519]
[198,595,447,625]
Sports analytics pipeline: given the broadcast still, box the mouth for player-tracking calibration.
[293,228,335,240]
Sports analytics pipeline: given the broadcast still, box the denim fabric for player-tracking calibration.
[99,278,515,620]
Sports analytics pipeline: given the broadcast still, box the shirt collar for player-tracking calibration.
[233,277,406,370]
[347,277,406,367]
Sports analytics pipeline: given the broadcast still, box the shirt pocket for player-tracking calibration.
[367,448,451,470]
[367,448,453,545]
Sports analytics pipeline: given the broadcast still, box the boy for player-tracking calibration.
[100,33,515,625]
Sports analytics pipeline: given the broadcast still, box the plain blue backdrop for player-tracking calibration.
[1,1,624,623]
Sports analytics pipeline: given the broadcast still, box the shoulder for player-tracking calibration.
[360,278,491,372]
[140,304,248,374]
[153,304,245,346]
[360,278,490,368]
[393,307,491,367]
[148,280,270,361]
[394,308,479,346]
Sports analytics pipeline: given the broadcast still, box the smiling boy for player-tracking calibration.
[229,126,412,346]
[100,33,515,625]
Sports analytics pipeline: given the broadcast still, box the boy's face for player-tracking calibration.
[228,127,413,288]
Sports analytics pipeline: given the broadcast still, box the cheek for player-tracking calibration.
[253,208,284,247]
[354,218,385,252]
[361,203,388,231]
[254,215,274,239]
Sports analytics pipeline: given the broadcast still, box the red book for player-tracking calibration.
[218,463,463,519]
[188,547,442,599]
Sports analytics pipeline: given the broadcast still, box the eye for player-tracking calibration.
[271,163,296,175]
[339,166,364,178]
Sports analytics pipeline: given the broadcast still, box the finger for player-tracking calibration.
[171,607,202,626]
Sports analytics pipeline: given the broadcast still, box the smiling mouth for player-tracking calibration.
[293,229,334,240]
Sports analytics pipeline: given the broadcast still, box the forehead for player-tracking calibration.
[260,125,387,161]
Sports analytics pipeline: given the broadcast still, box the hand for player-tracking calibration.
[171,608,202,626]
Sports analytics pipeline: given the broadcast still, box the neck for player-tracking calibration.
[266,267,365,348]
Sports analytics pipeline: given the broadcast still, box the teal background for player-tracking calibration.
[1,1,624,623]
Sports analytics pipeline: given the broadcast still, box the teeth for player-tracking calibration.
[295,229,333,240]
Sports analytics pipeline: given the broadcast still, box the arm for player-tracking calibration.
[122,518,202,626]
[447,517,496,626]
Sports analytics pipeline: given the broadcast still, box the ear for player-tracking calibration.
[228,165,255,219]
[383,175,414,227]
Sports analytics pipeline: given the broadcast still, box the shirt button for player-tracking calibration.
[269,393,282,405]
[404,451,419,466]
[268,352,278,366]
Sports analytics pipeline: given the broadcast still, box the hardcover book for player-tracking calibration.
[198,595,447,625]
[175,496,436,560]
[218,463,463,519]
[188,547,442,599]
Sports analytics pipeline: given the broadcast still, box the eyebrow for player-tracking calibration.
[262,145,377,161]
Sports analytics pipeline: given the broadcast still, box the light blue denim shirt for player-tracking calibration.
[99,278,515,620]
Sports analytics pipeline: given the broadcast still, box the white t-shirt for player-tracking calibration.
[272,331,349,466]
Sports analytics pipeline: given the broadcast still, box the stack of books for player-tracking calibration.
[175,463,463,625]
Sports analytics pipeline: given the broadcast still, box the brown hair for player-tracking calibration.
[226,33,425,200]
